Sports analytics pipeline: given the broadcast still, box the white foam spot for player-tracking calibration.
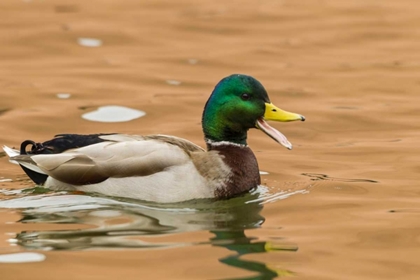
[0,253,46,263]
[166,80,181,86]
[259,171,269,175]
[82,105,146,123]
[77,38,102,47]
[0,179,13,182]
[246,189,309,204]
[57,93,71,99]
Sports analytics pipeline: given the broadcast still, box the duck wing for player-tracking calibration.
[12,135,205,186]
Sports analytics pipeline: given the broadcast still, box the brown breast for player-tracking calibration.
[209,143,261,199]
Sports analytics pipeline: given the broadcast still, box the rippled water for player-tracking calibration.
[1,0,420,279]
[0,186,307,278]
[0,189,283,247]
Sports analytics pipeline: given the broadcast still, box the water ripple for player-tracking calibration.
[301,173,378,183]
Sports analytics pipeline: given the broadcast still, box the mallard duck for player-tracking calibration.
[3,74,305,203]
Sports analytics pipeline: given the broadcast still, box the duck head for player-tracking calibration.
[202,74,305,149]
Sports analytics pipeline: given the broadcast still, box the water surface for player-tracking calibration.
[1,0,420,279]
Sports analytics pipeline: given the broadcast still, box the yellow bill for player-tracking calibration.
[256,102,305,150]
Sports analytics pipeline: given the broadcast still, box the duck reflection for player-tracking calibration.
[211,230,296,279]
[3,190,297,279]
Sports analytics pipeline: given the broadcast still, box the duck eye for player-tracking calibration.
[241,93,250,101]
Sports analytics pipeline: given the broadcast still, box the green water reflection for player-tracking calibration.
[212,230,296,280]
[1,191,298,279]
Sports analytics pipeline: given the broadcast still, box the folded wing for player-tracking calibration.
[12,137,203,186]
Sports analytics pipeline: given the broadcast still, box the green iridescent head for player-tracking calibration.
[202,74,305,147]
[202,74,269,145]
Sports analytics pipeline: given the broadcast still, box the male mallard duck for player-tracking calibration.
[3,74,305,203]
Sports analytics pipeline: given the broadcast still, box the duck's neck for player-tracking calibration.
[207,141,261,199]
[203,126,248,146]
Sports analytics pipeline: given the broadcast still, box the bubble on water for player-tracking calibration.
[57,93,71,99]
[0,253,46,263]
[78,38,102,47]
[0,179,13,183]
[82,105,146,123]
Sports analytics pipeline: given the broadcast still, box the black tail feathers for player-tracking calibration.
[19,140,48,184]
[20,140,46,155]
